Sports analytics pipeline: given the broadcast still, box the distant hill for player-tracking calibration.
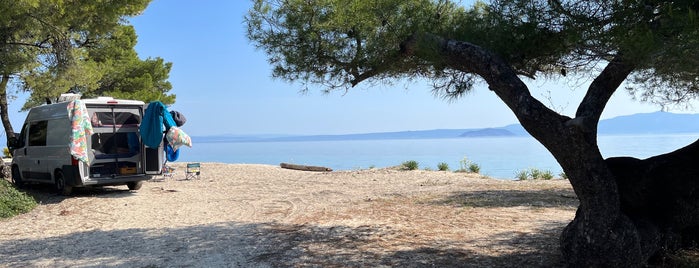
[193,111,699,143]
[480,111,699,136]
[459,128,516,137]
[598,111,699,134]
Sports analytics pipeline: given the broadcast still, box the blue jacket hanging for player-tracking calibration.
[140,101,176,148]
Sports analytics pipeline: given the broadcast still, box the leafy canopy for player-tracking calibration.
[0,0,175,110]
[247,0,699,104]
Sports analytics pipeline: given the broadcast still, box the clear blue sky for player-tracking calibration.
[7,1,676,136]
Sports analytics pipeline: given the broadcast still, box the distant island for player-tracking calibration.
[194,111,699,143]
[459,128,517,137]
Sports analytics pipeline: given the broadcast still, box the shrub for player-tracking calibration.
[458,157,470,172]
[515,170,529,180]
[437,162,449,171]
[516,168,556,180]
[468,163,481,174]
[529,168,543,180]
[456,157,481,173]
[402,160,419,170]
[540,170,554,180]
[0,180,37,219]
[559,172,568,180]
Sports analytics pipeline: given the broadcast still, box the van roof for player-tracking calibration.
[24,97,147,122]
[80,97,146,106]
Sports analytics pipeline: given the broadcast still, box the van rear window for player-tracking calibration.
[91,112,140,127]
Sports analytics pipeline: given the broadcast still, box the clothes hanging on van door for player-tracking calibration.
[165,143,179,162]
[140,101,176,148]
[67,100,93,163]
[166,126,192,151]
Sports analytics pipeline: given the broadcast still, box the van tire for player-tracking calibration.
[11,166,24,188]
[127,181,143,191]
[54,170,72,196]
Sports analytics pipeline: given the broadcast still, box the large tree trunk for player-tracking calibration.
[400,33,699,266]
[0,74,16,142]
[607,139,699,254]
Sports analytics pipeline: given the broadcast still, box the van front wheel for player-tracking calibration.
[54,170,72,196]
[127,181,143,191]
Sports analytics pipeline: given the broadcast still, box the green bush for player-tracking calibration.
[402,160,419,170]
[515,168,555,180]
[515,170,529,180]
[540,170,554,180]
[559,172,568,180]
[0,180,37,219]
[529,168,542,180]
[458,157,470,172]
[456,157,481,174]
[437,162,449,171]
[468,163,481,174]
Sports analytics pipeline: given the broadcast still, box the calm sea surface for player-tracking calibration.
[175,134,699,179]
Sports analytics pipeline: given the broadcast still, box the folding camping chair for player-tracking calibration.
[185,162,201,180]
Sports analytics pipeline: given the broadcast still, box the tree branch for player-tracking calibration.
[400,32,566,137]
[5,41,51,49]
[575,55,635,129]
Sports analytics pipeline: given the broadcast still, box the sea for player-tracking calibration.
[175,134,699,180]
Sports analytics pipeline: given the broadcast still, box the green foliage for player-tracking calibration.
[456,156,480,173]
[516,168,555,180]
[0,0,173,112]
[247,0,471,92]
[22,24,175,109]
[401,160,419,170]
[3,148,10,158]
[85,25,175,104]
[515,170,529,181]
[437,162,449,171]
[0,179,37,219]
[468,163,481,174]
[559,172,568,180]
[540,170,554,180]
[247,0,699,103]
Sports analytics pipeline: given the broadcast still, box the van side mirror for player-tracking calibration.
[7,136,18,152]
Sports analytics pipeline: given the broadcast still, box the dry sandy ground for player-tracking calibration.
[0,163,579,267]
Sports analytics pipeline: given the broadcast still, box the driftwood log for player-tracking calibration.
[280,163,333,172]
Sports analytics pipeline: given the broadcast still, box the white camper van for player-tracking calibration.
[9,96,164,195]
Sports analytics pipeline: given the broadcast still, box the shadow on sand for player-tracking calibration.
[0,219,569,267]
[12,182,136,205]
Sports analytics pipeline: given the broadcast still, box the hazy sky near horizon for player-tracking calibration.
[6,1,682,136]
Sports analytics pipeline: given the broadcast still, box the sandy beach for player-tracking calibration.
[0,162,577,267]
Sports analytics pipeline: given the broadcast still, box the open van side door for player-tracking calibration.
[144,142,164,175]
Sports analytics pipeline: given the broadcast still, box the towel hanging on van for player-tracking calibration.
[141,101,176,148]
[166,126,192,151]
[67,100,93,163]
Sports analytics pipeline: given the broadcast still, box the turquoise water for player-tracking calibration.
[175,134,699,179]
